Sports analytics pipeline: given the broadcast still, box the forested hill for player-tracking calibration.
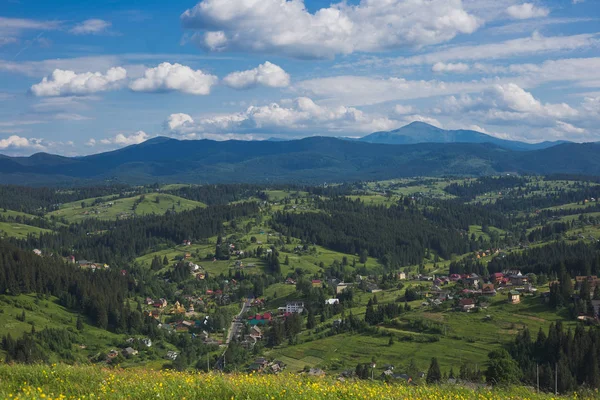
[0,137,600,185]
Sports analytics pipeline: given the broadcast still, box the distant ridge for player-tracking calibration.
[0,135,598,186]
[359,121,568,151]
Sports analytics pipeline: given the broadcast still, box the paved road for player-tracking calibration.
[226,299,250,344]
[215,299,250,370]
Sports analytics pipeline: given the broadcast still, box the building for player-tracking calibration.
[122,347,138,357]
[325,298,339,305]
[459,298,476,312]
[283,301,304,313]
[311,279,323,288]
[397,272,406,280]
[335,282,351,294]
[508,290,521,304]
[165,351,178,360]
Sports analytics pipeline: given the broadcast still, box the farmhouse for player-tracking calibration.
[508,290,521,304]
[459,298,475,312]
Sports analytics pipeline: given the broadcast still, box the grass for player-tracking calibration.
[0,294,124,363]
[267,290,572,376]
[0,364,585,399]
[47,193,205,222]
[0,221,53,239]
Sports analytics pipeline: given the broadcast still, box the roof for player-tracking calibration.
[509,290,521,295]
[459,298,475,306]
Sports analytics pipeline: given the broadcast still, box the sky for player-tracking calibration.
[0,0,599,156]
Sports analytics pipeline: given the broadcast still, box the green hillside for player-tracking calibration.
[48,193,206,222]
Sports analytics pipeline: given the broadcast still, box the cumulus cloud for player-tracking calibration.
[70,19,112,35]
[99,131,150,146]
[223,62,290,89]
[31,67,127,96]
[0,135,45,151]
[181,0,480,59]
[166,97,399,137]
[129,62,218,95]
[506,3,549,19]
[432,62,469,73]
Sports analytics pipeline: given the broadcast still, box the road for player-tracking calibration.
[215,299,250,370]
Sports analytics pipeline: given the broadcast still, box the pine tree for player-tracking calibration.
[163,255,169,266]
[426,357,442,384]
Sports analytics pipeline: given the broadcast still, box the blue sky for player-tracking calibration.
[0,0,599,155]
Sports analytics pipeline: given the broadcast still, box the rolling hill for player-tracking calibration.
[359,121,568,150]
[0,136,598,185]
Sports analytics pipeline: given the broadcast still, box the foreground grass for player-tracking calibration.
[0,364,591,400]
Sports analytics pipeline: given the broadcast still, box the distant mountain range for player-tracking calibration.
[0,131,599,185]
[359,121,569,151]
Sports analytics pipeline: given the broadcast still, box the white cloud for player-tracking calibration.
[181,0,480,59]
[31,67,127,96]
[86,138,97,147]
[129,62,217,95]
[70,19,112,35]
[166,97,399,136]
[296,75,489,106]
[0,135,45,151]
[402,115,442,127]
[53,113,93,121]
[432,62,470,73]
[395,32,598,65]
[394,104,415,115]
[167,113,195,131]
[0,17,61,46]
[489,83,578,118]
[506,3,549,19]
[223,62,290,89]
[99,131,150,146]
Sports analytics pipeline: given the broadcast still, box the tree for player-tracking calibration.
[163,255,169,266]
[388,335,395,346]
[76,315,84,331]
[359,250,368,264]
[485,349,522,386]
[284,255,289,265]
[426,357,442,384]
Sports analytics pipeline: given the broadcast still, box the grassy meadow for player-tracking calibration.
[0,364,589,400]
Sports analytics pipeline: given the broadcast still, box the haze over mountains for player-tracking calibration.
[0,122,599,186]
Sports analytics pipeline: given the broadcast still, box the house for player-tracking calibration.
[182,240,192,246]
[165,351,178,360]
[307,368,326,377]
[145,297,154,306]
[449,274,461,281]
[107,349,119,359]
[122,347,138,357]
[325,298,339,306]
[311,279,323,288]
[397,272,407,280]
[285,277,297,285]
[465,274,481,288]
[459,298,476,312]
[250,326,263,340]
[153,298,167,308]
[282,301,304,313]
[184,252,191,259]
[482,283,496,296]
[576,276,599,291]
[491,272,504,284]
[509,274,527,286]
[508,290,521,304]
[33,249,42,256]
[335,283,351,294]
[248,313,272,326]
[67,255,76,264]
[141,338,152,347]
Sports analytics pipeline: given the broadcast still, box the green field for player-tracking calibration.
[48,193,206,222]
[0,294,124,363]
[0,221,52,239]
[0,364,580,400]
